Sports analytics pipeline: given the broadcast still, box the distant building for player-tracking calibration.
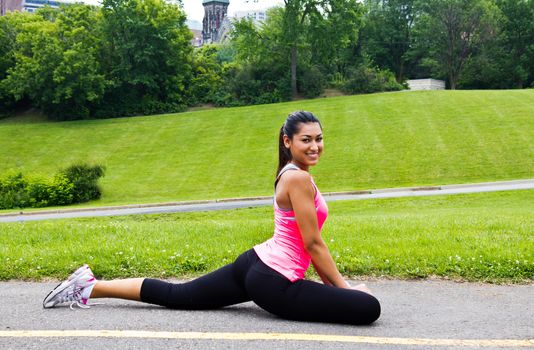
[407,79,445,91]
[1,0,20,15]
[233,9,267,23]
[1,0,73,15]
[190,28,202,48]
[199,1,274,46]
[216,17,232,43]
[202,0,229,44]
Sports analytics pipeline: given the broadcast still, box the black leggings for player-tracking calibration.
[140,249,380,325]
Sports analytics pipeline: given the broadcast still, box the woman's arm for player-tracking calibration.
[312,260,334,286]
[285,171,350,289]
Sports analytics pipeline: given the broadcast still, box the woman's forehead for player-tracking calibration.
[295,122,322,135]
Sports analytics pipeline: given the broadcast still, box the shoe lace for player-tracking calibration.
[69,299,105,310]
[56,283,104,310]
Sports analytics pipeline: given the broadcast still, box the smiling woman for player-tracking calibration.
[42,111,381,325]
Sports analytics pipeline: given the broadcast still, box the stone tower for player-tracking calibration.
[202,0,229,44]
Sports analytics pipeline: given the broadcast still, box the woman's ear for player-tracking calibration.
[283,134,291,149]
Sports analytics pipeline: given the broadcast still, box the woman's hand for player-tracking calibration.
[350,283,374,296]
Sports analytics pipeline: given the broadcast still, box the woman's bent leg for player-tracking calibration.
[140,250,256,309]
[281,279,381,324]
[246,260,381,325]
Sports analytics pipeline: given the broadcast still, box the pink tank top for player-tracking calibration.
[254,163,328,282]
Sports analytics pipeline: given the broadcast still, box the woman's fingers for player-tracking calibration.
[351,283,373,296]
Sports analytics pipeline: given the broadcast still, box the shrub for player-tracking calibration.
[0,164,104,210]
[0,172,30,209]
[60,164,105,203]
[213,62,291,107]
[342,65,405,94]
[299,65,325,98]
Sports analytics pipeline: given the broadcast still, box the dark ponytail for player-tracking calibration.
[277,111,322,177]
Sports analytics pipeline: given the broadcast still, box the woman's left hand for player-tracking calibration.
[351,283,374,296]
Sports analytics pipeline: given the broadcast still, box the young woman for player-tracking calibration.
[43,111,381,325]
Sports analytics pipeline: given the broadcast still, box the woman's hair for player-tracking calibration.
[277,111,322,176]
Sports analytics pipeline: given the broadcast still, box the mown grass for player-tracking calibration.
[1,90,533,208]
[1,190,532,283]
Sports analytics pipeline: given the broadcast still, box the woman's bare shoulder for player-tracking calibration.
[280,170,313,189]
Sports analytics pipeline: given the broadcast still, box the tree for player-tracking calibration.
[1,5,106,119]
[244,0,365,97]
[189,44,225,105]
[413,0,499,89]
[0,12,40,116]
[362,0,416,82]
[98,0,192,117]
[222,9,291,105]
[493,0,534,87]
[307,0,364,78]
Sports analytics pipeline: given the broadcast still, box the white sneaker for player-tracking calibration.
[43,264,91,303]
[68,264,90,281]
[43,266,97,309]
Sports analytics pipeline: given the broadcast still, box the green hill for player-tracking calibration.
[1,90,533,206]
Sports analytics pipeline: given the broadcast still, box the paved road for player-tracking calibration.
[1,179,533,222]
[0,280,532,349]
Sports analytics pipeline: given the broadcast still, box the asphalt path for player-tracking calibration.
[0,280,532,350]
[1,179,533,222]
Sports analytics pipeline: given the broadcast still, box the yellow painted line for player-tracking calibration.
[0,330,533,347]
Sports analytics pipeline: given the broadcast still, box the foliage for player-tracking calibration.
[1,5,106,120]
[60,164,105,203]
[220,11,292,106]
[95,0,192,118]
[213,62,291,106]
[189,45,225,105]
[0,12,39,117]
[1,0,533,118]
[362,0,417,82]
[299,65,325,98]
[412,0,500,89]
[459,0,534,89]
[341,63,405,94]
[0,0,192,120]
[0,164,104,209]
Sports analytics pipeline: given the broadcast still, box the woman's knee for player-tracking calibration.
[355,293,381,325]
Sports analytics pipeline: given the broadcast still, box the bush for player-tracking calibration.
[299,65,325,98]
[0,172,30,209]
[60,164,105,203]
[213,62,291,107]
[342,65,405,94]
[0,164,104,210]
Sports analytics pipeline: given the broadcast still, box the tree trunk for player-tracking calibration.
[449,72,456,90]
[291,45,298,98]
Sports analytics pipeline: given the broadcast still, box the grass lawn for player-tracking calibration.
[1,189,532,283]
[1,90,533,208]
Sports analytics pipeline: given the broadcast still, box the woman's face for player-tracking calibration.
[284,122,323,170]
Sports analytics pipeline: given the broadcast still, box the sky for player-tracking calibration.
[182,0,284,22]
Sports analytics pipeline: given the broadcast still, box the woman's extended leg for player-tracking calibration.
[90,278,144,301]
[44,250,257,309]
[98,249,256,309]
